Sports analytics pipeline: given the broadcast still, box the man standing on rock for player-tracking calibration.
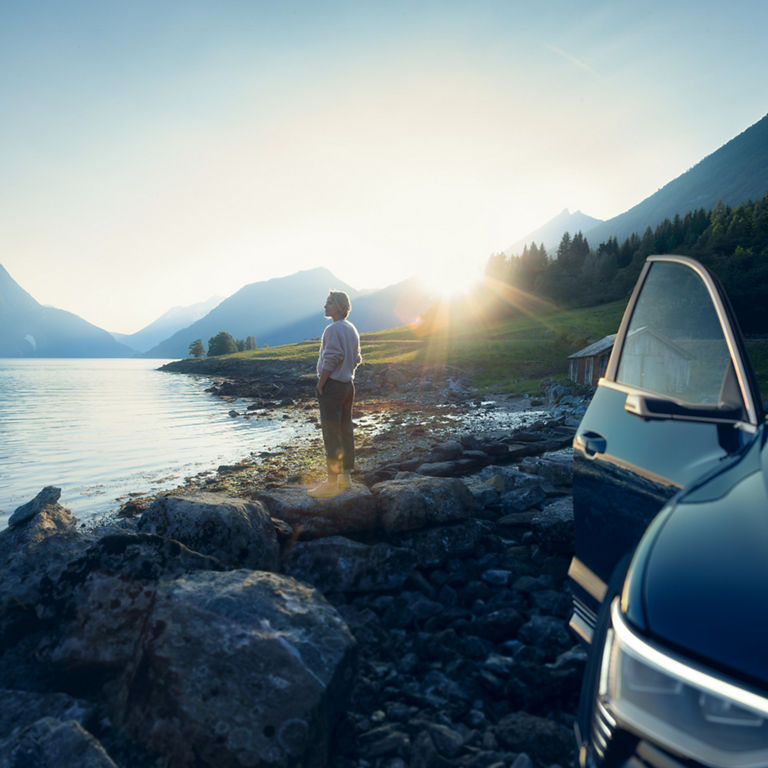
[309,290,362,497]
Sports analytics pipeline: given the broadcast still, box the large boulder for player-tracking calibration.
[252,485,378,539]
[283,536,418,593]
[1,487,83,556]
[7,485,70,530]
[0,487,92,651]
[371,476,478,535]
[52,570,356,768]
[138,493,279,570]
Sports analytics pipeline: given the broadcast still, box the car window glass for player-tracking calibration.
[616,261,737,406]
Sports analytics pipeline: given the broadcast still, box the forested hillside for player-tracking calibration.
[485,193,768,334]
[583,112,768,246]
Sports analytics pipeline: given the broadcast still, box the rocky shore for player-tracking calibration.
[0,362,592,768]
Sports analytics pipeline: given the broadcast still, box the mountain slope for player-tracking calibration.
[0,264,134,357]
[505,209,604,256]
[145,268,358,358]
[584,112,768,246]
[113,296,222,353]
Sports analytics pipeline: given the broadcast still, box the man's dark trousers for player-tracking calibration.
[318,378,355,475]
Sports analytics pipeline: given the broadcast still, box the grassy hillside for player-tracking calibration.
[224,299,628,395]
[213,296,768,401]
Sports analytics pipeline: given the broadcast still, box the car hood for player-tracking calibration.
[624,430,768,689]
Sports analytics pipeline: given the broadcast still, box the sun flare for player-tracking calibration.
[416,260,484,300]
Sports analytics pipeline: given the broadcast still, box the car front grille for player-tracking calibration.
[589,707,695,768]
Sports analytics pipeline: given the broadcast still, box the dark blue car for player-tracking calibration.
[569,255,768,768]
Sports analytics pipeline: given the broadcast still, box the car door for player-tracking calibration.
[569,254,763,643]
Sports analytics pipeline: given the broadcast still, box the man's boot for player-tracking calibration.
[308,461,340,498]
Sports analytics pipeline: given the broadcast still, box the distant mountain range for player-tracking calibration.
[144,268,435,358]
[0,265,133,357]
[4,112,767,358]
[145,268,358,358]
[113,296,223,354]
[0,263,435,359]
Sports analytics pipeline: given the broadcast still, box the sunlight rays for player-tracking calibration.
[402,275,576,380]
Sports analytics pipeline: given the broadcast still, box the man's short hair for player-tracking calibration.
[329,290,351,317]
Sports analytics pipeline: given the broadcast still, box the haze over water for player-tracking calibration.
[0,359,312,528]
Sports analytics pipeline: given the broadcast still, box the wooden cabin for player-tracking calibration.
[568,334,616,386]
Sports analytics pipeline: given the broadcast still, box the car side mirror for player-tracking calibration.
[624,393,744,424]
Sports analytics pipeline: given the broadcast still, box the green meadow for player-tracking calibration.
[221,300,628,395]
[212,296,768,400]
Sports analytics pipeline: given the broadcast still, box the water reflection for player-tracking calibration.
[0,359,311,527]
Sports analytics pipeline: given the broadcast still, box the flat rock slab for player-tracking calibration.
[371,476,479,535]
[253,485,377,539]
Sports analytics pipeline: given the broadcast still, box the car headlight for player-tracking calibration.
[598,599,768,768]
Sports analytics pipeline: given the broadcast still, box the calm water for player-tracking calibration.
[0,359,310,528]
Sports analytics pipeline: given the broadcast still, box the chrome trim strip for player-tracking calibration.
[569,612,594,645]
[596,699,617,728]
[593,729,608,754]
[611,600,768,717]
[594,712,613,741]
[568,558,608,604]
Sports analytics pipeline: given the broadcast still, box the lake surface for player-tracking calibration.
[0,359,311,529]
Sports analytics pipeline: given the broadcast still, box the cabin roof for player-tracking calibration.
[568,333,616,359]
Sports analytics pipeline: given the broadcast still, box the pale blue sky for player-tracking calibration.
[2,1,767,333]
